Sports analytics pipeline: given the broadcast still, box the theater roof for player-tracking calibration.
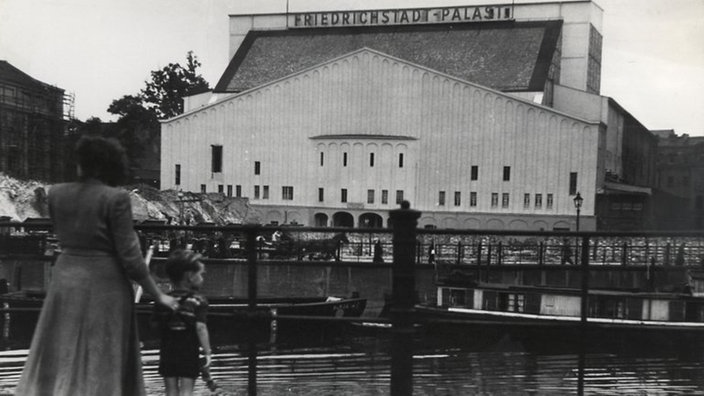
[214,20,562,93]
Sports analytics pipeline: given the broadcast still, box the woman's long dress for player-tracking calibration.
[16,181,150,396]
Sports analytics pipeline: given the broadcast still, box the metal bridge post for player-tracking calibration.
[244,224,260,396]
[578,234,591,395]
[389,201,420,396]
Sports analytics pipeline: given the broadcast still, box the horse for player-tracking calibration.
[270,232,349,261]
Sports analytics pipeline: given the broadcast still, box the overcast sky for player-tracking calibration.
[1,0,702,135]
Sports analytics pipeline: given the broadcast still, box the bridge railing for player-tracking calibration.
[2,220,704,267]
[3,209,704,395]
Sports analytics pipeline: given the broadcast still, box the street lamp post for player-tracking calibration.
[573,192,584,266]
[573,192,583,231]
[364,218,372,255]
[177,191,184,225]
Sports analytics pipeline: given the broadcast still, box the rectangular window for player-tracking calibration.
[263,185,269,199]
[318,188,324,202]
[343,152,348,167]
[535,193,543,208]
[200,184,206,193]
[454,191,461,206]
[547,193,553,209]
[470,192,477,207]
[282,186,294,200]
[438,191,446,206]
[503,166,511,181]
[382,189,388,204]
[341,188,348,203]
[524,193,530,208]
[370,153,375,167]
[236,185,242,198]
[254,185,260,199]
[254,161,261,175]
[396,190,404,204]
[471,165,478,181]
[508,294,525,312]
[218,184,224,193]
[502,193,509,208]
[227,185,232,197]
[491,193,498,207]
[175,164,181,185]
[569,172,578,195]
[320,152,324,166]
[211,145,222,173]
[367,189,374,204]
[399,153,404,168]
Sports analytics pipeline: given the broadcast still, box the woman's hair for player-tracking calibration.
[165,249,203,283]
[75,135,129,186]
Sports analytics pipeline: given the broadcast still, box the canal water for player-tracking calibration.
[1,260,704,394]
[1,327,703,395]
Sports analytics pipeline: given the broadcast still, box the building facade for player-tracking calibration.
[161,1,657,231]
[0,61,71,182]
[652,130,704,230]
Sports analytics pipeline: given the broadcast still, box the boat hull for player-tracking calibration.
[0,293,367,348]
[414,304,704,353]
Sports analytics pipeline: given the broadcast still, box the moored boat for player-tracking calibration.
[0,290,367,347]
[414,268,704,349]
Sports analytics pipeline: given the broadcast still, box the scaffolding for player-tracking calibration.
[0,62,69,182]
[62,91,74,121]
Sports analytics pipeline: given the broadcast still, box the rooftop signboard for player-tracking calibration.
[289,5,514,28]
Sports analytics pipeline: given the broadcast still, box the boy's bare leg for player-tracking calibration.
[164,377,179,396]
[179,377,196,396]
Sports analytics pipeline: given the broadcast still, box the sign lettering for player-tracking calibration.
[290,5,514,28]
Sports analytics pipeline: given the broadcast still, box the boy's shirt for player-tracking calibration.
[152,289,208,331]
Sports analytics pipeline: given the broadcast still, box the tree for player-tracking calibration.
[106,52,210,185]
[140,51,210,119]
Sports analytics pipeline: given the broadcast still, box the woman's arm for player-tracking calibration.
[136,274,176,308]
[109,190,176,309]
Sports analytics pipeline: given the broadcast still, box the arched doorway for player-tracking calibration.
[314,213,329,227]
[332,212,354,227]
[359,212,384,228]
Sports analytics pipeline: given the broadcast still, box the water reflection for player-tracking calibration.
[2,332,704,395]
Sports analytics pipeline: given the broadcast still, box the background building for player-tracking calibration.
[0,61,73,182]
[652,130,704,230]
[161,0,659,231]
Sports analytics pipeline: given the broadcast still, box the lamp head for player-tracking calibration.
[573,192,584,209]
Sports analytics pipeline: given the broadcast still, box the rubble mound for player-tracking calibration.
[0,173,255,225]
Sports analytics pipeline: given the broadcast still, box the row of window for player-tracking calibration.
[663,175,689,188]
[320,152,404,168]
[197,184,295,201]
[186,181,559,210]
[323,188,404,205]
[204,149,580,196]
[438,191,555,209]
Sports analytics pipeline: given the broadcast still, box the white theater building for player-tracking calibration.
[161,1,657,231]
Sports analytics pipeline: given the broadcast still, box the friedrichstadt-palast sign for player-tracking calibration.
[289,5,514,28]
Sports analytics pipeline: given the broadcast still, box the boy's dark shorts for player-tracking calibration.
[159,345,200,378]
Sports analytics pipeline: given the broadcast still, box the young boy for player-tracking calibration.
[153,249,212,396]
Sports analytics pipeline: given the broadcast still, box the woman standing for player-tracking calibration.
[16,136,177,396]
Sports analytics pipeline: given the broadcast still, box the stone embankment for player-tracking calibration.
[0,173,255,225]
